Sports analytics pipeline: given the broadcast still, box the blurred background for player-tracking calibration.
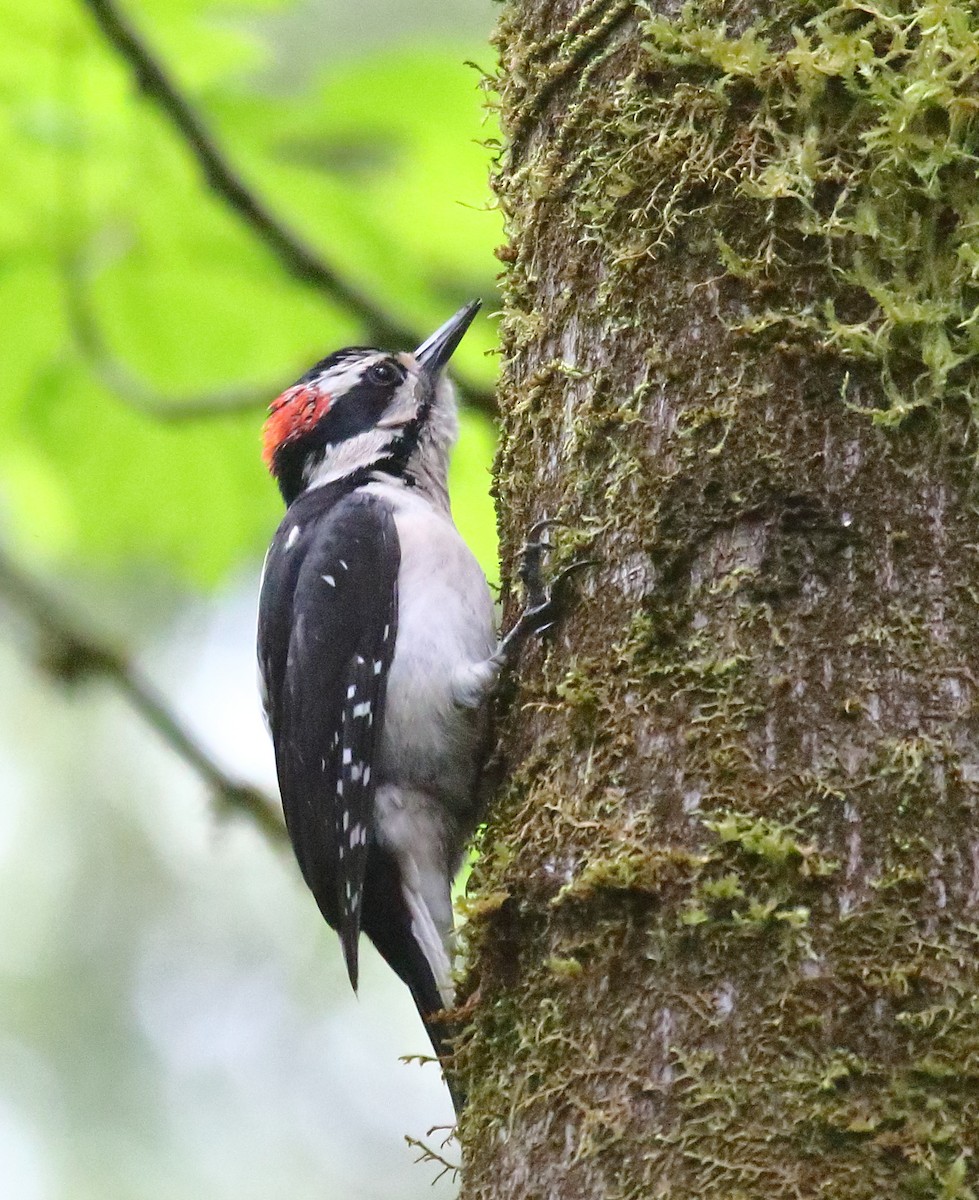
[0,0,501,1196]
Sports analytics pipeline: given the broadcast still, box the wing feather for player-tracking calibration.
[258,488,399,988]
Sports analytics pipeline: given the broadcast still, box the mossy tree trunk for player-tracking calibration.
[455,1,979,1197]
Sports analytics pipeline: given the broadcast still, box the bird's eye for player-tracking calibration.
[367,361,400,386]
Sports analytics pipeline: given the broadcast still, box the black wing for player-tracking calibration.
[258,486,399,988]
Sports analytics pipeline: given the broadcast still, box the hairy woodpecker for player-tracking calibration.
[257,302,568,1094]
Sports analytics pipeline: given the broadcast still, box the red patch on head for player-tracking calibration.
[261,384,333,470]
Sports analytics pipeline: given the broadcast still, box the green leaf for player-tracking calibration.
[0,0,499,585]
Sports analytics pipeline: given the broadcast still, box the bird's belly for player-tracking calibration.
[376,499,495,810]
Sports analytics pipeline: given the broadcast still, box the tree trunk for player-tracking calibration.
[456,1,979,1196]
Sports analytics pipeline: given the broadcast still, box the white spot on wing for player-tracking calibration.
[342,748,352,765]
[321,574,335,587]
[352,701,371,719]
[286,525,301,550]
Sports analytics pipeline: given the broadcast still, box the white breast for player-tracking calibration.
[364,480,496,811]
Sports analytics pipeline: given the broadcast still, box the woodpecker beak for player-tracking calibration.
[414,300,481,375]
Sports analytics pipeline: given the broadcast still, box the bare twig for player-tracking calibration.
[0,547,287,843]
[77,0,497,417]
[404,1130,459,1184]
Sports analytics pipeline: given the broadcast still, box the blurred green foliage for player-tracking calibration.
[0,5,497,1192]
[0,0,501,584]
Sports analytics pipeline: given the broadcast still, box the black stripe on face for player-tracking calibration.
[316,357,408,446]
[271,354,410,505]
[318,382,394,443]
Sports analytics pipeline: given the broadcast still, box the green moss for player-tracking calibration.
[458,875,979,1196]
[456,889,512,920]
[671,811,836,941]
[458,1,979,1196]
[552,846,706,906]
[496,0,979,429]
[643,1,979,422]
[706,810,839,874]
[545,954,585,978]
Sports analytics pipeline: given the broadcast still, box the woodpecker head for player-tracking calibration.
[263,301,481,507]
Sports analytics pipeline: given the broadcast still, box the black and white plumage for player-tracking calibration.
[259,484,400,984]
[257,303,509,1085]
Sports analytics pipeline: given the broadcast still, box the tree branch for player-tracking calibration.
[77,0,497,418]
[0,547,287,844]
[65,258,282,421]
[79,0,410,346]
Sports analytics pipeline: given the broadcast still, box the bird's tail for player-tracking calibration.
[361,842,464,1109]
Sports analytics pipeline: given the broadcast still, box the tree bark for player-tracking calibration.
[456,1,979,1196]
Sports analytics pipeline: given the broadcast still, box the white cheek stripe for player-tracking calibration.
[301,369,424,490]
[305,429,397,489]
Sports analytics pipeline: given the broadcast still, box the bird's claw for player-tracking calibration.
[521,558,597,638]
[513,519,595,643]
[516,518,568,608]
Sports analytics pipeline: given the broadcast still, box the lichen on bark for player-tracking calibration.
[455,2,979,1197]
